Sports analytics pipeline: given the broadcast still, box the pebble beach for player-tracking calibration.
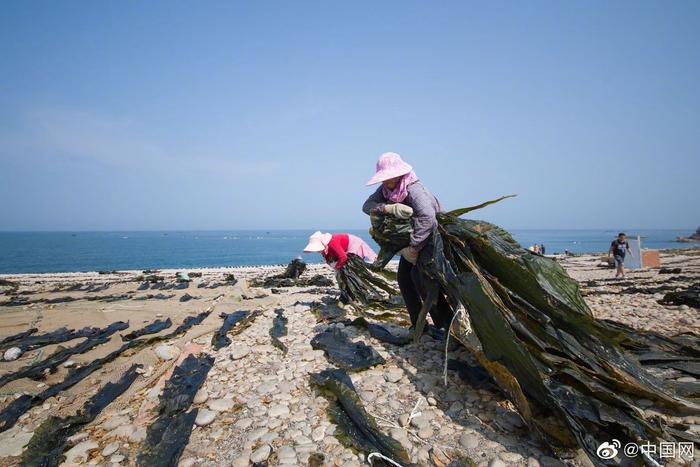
[0,249,698,467]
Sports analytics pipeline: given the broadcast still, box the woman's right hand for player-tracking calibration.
[384,203,414,219]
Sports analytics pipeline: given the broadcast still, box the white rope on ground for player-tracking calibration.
[443,306,469,386]
[372,414,400,428]
[367,452,405,467]
[406,396,423,424]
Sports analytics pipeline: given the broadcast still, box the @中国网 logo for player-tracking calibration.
[597,439,621,459]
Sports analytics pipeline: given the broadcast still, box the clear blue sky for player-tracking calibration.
[1,1,698,231]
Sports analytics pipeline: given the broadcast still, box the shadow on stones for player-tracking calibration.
[137,354,214,467]
[310,326,385,371]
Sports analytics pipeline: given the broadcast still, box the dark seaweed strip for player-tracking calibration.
[21,364,140,467]
[0,328,37,347]
[659,283,700,309]
[310,369,411,465]
[137,354,214,467]
[0,324,127,353]
[122,318,172,341]
[0,321,128,390]
[211,311,249,350]
[128,310,212,351]
[211,310,260,350]
[0,319,174,433]
[0,327,76,352]
[310,327,385,371]
[270,308,288,354]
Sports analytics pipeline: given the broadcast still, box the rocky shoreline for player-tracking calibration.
[0,250,698,466]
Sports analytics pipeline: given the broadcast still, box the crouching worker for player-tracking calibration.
[362,152,454,331]
[303,231,377,269]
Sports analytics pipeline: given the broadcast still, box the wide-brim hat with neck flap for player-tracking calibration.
[303,231,332,252]
[366,152,413,186]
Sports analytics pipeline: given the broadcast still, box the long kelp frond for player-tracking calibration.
[311,369,411,466]
[446,194,517,218]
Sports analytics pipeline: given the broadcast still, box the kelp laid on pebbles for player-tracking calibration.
[211,311,260,350]
[310,369,411,466]
[122,318,172,341]
[0,324,126,353]
[270,308,288,354]
[251,258,333,288]
[21,364,141,467]
[0,328,38,348]
[0,321,128,389]
[0,318,177,433]
[369,196,700,465]
[659,282,700,309]
[310,326,385,371]
[136,310,213,348]
[137,354,214,467]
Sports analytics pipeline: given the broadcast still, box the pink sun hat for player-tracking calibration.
[303,231,332,253]
[365,152,413,186]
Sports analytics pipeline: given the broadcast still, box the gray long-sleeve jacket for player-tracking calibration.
[362,181,442,250]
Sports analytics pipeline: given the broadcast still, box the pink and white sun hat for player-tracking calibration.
[303,231,332,253]
[365,152,413,186]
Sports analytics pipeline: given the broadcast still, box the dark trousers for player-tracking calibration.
[397,256,452,329]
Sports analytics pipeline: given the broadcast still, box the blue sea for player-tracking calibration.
[0,229,697,274]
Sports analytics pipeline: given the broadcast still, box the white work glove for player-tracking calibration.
[399,246,419,264]
[384,203,414,219]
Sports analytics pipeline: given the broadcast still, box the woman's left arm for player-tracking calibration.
[327,237,348,269]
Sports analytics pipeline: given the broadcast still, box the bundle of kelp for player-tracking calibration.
[369,196,700,466]
[334,254,402,310]
[250,258,333,288]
